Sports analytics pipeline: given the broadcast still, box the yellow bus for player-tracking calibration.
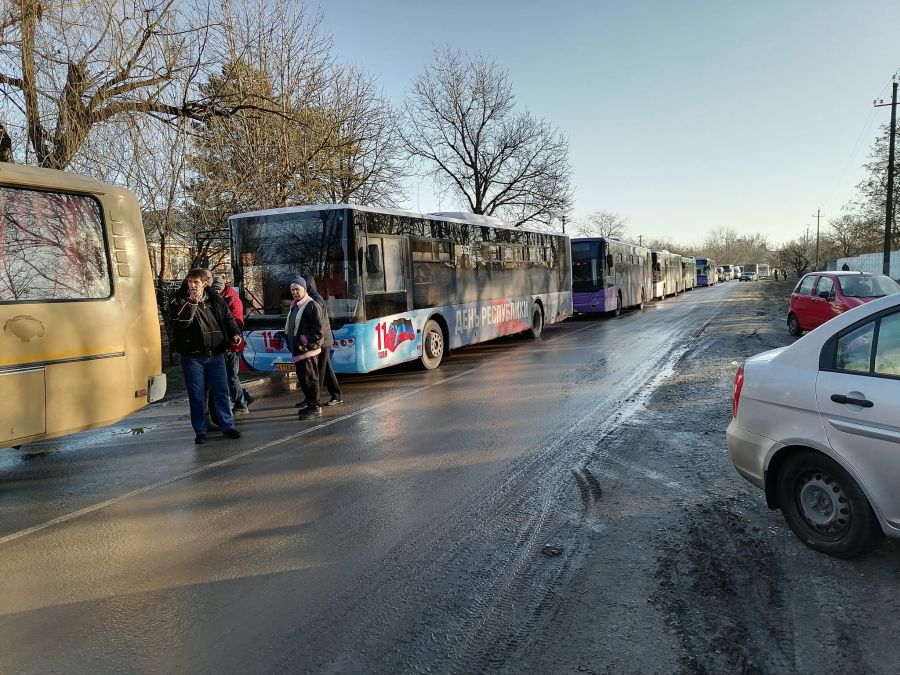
[0,164,166,448]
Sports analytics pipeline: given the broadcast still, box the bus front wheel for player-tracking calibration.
[527,304,544,339]
[611,293,622,318]
[420,319,445,370]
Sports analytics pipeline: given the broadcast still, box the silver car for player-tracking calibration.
[727,292,900,558]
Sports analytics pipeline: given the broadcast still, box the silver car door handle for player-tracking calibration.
[830,394,874,408]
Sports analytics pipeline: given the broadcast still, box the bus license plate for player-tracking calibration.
[275,362,294,372]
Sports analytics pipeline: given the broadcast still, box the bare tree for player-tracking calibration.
[776,238,812,278]
[701,226,741,262]
[401,49,572,226]
[320,66,406,206]
[188,1,406,223]
[850,123,900,251]
[72,116,199,280]
[644,238,682,252]
[0,0,231,169]
[573,211,628,238]
[824,213,880,260]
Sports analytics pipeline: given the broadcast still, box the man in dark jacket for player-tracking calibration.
[303,274,343,406]
[169,268,243,444]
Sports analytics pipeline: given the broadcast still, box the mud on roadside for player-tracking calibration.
[508,280,900,675]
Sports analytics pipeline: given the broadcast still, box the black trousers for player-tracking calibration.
[318,349,341,398]
[294,357,320,407]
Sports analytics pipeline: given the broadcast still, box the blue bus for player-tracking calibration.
[571,237,651,315]
[695,257,717,286]
[229,205,572,372]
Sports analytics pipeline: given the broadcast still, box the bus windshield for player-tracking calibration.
[230,209,359,328]
[571,240,603,292]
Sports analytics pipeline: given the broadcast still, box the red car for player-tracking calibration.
[787,271,900,335]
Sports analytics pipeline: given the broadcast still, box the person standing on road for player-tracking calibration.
[169,268,243,444]
[285,276,324,420]
[303,274,343,406]
[213,274,254,415]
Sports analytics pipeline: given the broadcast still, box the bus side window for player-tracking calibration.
[364,241,386,293]
[366,244,381,274]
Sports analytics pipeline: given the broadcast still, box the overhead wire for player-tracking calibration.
[819,76,895,214]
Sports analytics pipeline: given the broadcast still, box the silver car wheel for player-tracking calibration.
[777,450,883,558]
[798,473,847,531]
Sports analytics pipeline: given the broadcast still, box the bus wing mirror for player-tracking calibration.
[606,254,614,268]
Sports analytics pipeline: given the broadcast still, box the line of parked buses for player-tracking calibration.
[1,160,778,449]
[570,235,770,316]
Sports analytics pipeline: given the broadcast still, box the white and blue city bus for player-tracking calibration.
[229,205,572,372]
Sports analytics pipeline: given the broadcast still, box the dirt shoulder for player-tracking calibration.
[509,279,900,675]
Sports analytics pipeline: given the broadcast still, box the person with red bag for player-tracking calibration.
[212,274,254,414]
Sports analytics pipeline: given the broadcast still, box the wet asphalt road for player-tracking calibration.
[0,283,737,673]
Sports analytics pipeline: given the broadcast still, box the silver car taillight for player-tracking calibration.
[732,364,745,418]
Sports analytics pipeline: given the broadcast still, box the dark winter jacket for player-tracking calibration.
[303,275,333,348]
[284,295,324,361]
[168,286,241,356]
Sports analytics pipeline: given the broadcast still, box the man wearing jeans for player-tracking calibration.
[169,268,244,444]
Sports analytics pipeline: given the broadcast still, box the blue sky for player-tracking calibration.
[319,0,899,246]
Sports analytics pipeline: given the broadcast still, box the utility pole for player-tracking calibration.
[561,215,566,234]
[812,208,823,271]
[638,234,643,246]
[875,79,897,275]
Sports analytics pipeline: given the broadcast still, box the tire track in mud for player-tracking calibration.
[650,498,795,675]
[513,282,900,675]
[289,306,725,674]
[638,288,799,674]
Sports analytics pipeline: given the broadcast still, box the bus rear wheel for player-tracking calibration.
[420,319,445,370]
[527,304,544,339]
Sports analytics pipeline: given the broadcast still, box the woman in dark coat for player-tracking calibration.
[284,276,324,419]
[304,274,343,405]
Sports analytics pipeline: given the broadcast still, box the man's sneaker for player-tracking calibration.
[233,407,250,415]
[325,396,343,406]
[223,427,242,439]
[195,433,207,445]
[298,405,323,420]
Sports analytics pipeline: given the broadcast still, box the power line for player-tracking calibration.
[819,73,898,211]
[819,78,895,210]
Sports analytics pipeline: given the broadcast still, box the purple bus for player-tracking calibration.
[571,237,652,315]
[695,257,717,286]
